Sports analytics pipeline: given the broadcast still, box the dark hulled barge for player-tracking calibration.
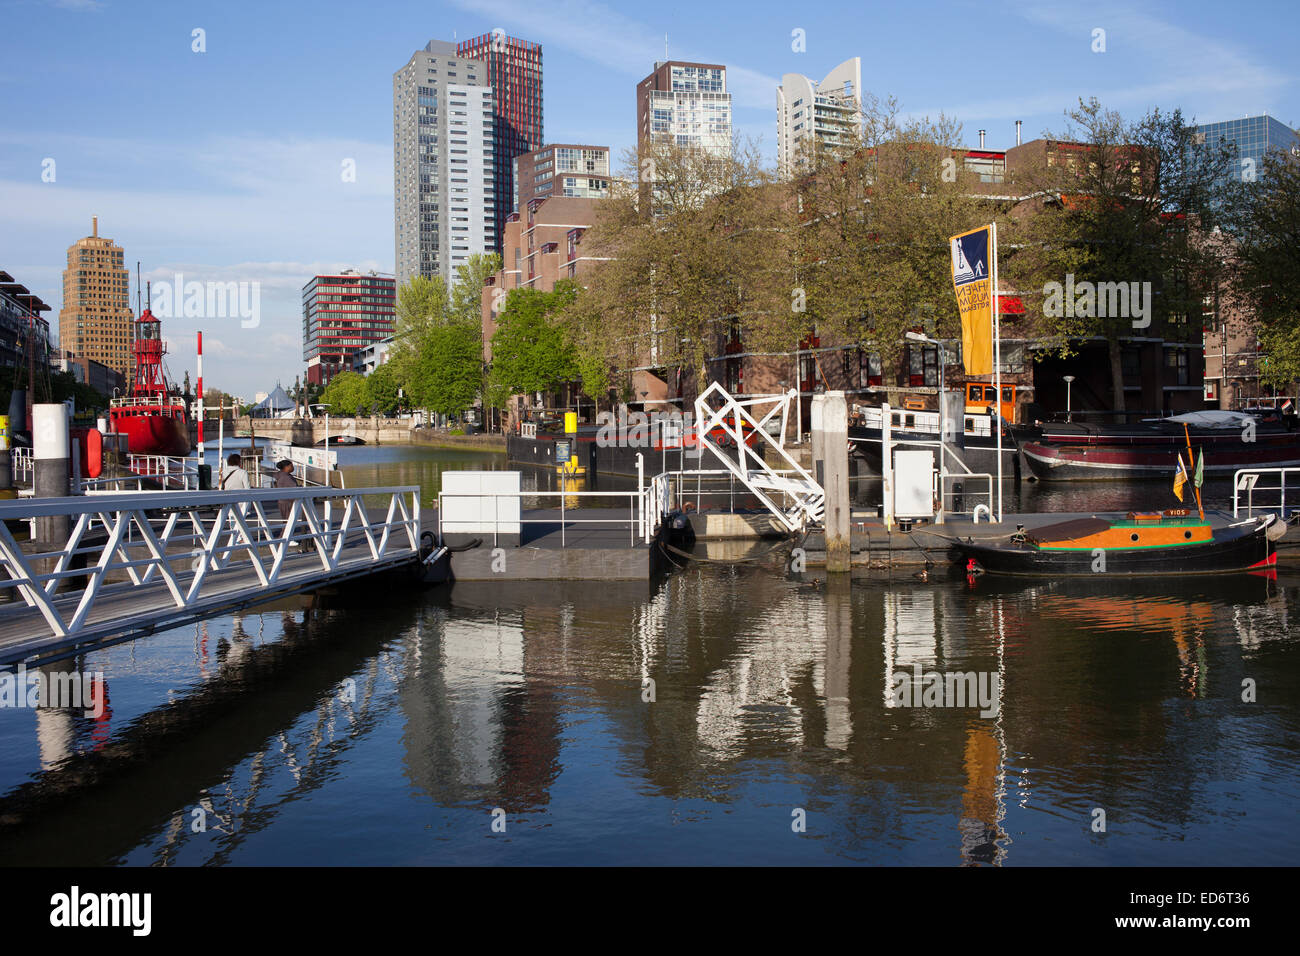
[954,511,1280,576]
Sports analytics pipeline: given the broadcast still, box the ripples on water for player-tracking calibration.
[1,449,1297,865]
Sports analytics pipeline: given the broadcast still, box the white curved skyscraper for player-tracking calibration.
[776,58,863,178]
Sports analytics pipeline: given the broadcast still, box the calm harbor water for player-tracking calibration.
[1,445,1296,865]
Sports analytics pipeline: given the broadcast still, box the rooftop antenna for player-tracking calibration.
[665,34,669,60]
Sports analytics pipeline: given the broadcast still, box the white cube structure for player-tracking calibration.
[441,471,522,544]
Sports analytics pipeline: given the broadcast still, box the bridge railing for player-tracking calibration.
[0,485,421,642]
[1232,467,1300,519]
[9,447,32,484]
[438,486,644,547]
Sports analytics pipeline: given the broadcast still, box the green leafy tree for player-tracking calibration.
[390,275,455,369]
[1007,98,1235,409]
[320,371,369,416]
[571,341,611,411]
[450,253,503,327]
[407,323,482,417]
[489,284,581,398]
[364,362,401,415]
[567,138,790,390]
[795,96,988,386]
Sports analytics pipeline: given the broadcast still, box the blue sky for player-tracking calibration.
[1,0,1296,397]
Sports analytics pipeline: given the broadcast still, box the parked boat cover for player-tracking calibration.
[1027,517,1113,546]
[1163,410,1255,429]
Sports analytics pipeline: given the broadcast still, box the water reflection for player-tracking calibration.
[0,562,1295,865]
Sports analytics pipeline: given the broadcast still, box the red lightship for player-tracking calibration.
[108,293,191,457]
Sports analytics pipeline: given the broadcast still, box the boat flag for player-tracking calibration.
[1174,454,1189,502]
[949,226,993,375]
[1194,448,1205,488]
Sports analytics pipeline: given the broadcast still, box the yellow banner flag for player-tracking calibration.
[950,226,993,375]
[1173,453,1188,502]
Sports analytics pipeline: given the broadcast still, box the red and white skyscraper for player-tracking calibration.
[457,32,543,255]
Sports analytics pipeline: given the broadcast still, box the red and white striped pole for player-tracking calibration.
[196,330,205,457]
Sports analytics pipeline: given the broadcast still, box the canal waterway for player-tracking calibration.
[1,445,1296,865]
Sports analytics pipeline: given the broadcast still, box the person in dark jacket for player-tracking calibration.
[274,459,297,521]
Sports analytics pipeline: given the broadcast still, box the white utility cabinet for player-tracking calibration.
[893,450,935,520]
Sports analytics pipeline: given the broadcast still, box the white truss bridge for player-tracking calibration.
[688,383,825,533]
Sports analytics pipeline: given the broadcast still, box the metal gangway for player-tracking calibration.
[691,383,825,533]
[0,485,422,666]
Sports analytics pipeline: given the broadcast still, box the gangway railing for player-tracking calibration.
[940,472,995,517]
[438,486,647,547]
[653,468,808,516]
[10,447,32,484]
[1232,467,1300,519]
[127,454,199,490]
[78,454,201,493]
[0,485,420,656]
[693,383,824,533]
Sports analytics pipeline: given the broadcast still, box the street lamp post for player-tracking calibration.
[1063,375,1075,421]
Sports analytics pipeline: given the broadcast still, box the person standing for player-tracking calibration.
[273,459,306,550]
[219,452,250,490]
[273,459,297,521]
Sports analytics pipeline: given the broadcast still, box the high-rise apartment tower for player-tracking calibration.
[394,40,496,286]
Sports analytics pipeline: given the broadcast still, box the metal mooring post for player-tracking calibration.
[821,391,851,572]
[33,404,71,577]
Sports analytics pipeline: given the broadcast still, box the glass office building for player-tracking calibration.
[1195,114,1299,184]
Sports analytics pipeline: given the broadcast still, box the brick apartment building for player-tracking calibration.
[480,195,607,426]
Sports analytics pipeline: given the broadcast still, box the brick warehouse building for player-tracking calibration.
[302,270,396,385]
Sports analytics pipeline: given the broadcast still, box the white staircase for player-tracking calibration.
[692,383,825,533]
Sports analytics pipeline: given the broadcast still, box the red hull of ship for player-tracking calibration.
[1022,439,1300,480]
[109,410,191,457]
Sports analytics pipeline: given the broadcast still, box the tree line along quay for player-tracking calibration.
[312,97,1299,433]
